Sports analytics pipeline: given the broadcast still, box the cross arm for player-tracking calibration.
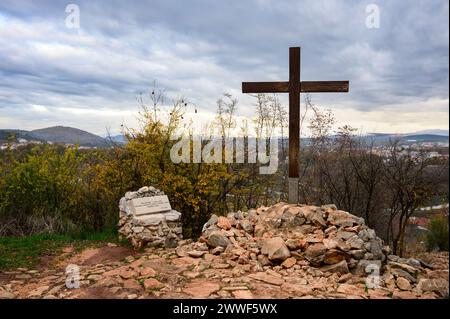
[242,82,289,93]
[301,81,349,93]
[242,81,349,94]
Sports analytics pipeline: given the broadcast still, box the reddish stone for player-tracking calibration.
[217,217,232,230]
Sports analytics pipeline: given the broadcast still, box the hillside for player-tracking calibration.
[1,127,447,148]
[30,126,109,147]
[0,126,112,147]
[0,129,41,142]
[363,133,449,144]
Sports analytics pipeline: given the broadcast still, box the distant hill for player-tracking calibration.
[30,126,110,147]
[363,133,449,144]
[0,126,114,147]
[412,129,448,136]
[0,129,36,142]
[401,134,449,142]
[1,126,447,148]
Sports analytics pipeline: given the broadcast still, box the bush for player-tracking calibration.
[426,215,449,251]
[0,145,119,236]
[0,103,239,238]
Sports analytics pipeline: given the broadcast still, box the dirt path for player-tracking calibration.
[0,243,448,299]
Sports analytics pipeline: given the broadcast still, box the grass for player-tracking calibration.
[0,228,126,271]
[0,233,72,271]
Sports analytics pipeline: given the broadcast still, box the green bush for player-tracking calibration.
[426,215,449,251]
[0,144,119,236]
[0,107,239,238]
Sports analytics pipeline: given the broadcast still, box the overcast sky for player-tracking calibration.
[0,0,448,136]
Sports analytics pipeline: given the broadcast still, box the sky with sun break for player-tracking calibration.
[0,0,448,136]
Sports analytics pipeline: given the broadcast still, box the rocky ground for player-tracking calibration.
[0,203,448,299]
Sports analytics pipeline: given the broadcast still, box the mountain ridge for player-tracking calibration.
[0,126,113,147]
[1,126,448,147]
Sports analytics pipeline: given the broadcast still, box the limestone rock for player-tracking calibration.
[305,243,326,266]
[347,236,365,250]
[217,216,232,230]
[358,229,375,242]
[203,214,218,232]
[417,278,449,298]
[248,272,284,286]
[207,231,231,248]
[143,278,165,290]
[139,267,157,277]
[321,204,337,211]
[323,238,338,250]
[324,249,347,265]
[183,282,220,298]
[261,237,291,261]
[0,289,16,299]
[304,209,326,227]
[327,210,356,227]
[349,250,365,260]
[239,220,254,233]
[281,257,297,269]
[392,291,418,299]
[281,282,313,295]
[232,290,254,299]
[396,277,411,291]
[27,286,49,298]
[388,261,419,276]
[257,254,272,266]
[188,250,206,258]
[336,283,364,295]
[367,239,384,260]
[321,260,349,274]
[390,268,416,283]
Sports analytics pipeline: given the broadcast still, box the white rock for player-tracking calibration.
[125,191,137,200]
[134,214,165,226]
[132,226,144,233]
[165,210,182,221]
[138,186,149,193]
[119,197,127,212]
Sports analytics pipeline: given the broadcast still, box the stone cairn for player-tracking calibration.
[118,186,183,249]
[178,202,443,295]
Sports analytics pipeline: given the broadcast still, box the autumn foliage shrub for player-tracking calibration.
[0,100,247,238]
[0,144,116,235]
[426,214,449,251]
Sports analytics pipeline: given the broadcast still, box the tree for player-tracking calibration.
[215,93,238,138]
[382,141,441,256]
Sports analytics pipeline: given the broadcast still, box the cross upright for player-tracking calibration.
[242,47,349,204]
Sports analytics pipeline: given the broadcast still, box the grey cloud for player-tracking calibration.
[0,0,448,134]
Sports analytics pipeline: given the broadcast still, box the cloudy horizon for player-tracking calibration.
[0,0,448,136]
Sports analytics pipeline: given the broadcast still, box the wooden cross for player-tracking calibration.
[242,47,349,204]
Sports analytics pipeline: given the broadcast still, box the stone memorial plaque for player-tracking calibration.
[131,195,172,216]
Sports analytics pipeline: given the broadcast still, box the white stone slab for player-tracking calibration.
[131,195,171,216]
[131,210,181,226]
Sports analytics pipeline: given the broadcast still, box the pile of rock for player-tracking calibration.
[178,202,446,297]
[118,187,183,249]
